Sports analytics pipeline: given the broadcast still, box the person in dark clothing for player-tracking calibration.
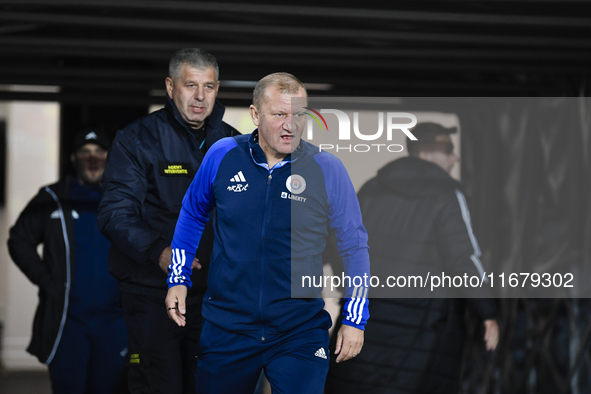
[8,129,128,394]
[325,122,499,394]
[97,48,239,394]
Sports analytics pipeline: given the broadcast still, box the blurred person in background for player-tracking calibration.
[325,123,499,394]
[8,128,128,394]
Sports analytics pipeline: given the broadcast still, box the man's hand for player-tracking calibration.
[165,285,188,327]
[484,319,499,351]
[334,324,364,363]
[158,245,201,274]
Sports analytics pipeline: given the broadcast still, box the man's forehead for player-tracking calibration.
[178,64,217,81]
[263,87,307,108]
[76,142,104,152]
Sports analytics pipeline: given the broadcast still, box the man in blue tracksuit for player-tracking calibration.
[165,72,370,393]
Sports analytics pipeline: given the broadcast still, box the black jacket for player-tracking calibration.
[8,178,76,364]
[97,97,239,299]
[325,156,497,394]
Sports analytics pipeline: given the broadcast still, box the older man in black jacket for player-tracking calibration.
[325,123,499,394]
[98,48,239,394]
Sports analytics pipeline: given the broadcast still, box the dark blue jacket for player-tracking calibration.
[98,97,239,298]
[169,132,370,341]
[8,177,119,364]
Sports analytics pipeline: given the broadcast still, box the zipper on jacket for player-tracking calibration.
[185,129,206,161]
[249,145,293,341]
[259,171,274,341]
[43,187,71,365]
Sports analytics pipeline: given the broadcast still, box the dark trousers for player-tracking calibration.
[120,292,203,394]
[196,310,331,394]
[48,315,128,394]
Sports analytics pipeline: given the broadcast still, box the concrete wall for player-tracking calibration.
[0,101,59,370]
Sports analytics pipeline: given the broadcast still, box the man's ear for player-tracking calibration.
[417,151,430,161]
[165,77,174,99]
[70,153,75,165]
[250,105,260,127]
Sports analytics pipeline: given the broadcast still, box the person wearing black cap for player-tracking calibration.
[8,128,128,394]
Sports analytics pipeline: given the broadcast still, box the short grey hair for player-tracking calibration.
[169,48,219,81]
[252,72,307,109]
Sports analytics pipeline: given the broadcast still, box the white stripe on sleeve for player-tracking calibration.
[454,189,486,280]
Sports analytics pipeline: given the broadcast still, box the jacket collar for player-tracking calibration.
[248,129,304,169]
[45,175,74,203]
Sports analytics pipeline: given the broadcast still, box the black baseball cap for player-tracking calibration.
[72,128,111,153]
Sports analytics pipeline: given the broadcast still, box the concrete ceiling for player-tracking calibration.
[1,0,591,106]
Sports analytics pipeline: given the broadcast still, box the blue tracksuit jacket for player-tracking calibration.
[169,131,370,341]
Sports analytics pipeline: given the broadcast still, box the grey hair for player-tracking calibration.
[169,48,219,81]
[252,72,307,109]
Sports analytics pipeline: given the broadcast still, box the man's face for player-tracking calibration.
[165,64,220,129]
[71,143,108,186]
[249,87,307,165]
[418,134,459,173]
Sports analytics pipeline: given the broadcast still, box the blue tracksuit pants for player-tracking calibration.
[195,310,331,394]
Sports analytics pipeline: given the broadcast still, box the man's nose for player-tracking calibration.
[283,115,293,132]
[194,86,205,101]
